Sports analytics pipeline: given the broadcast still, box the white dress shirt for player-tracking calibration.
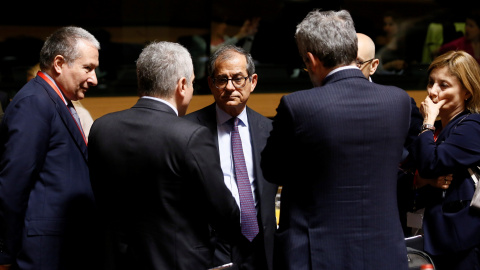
[141,96,178,116]
[216,105,258,211]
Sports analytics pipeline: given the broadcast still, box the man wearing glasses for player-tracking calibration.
[356,33,380,80]
[184,45,277,270]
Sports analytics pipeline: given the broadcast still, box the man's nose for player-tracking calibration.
[224,79,236,91]
[88,71,98,86]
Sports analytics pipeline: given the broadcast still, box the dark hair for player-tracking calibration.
[208,45,255,77]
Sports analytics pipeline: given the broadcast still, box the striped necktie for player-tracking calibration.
[230,117,259,241]
[68,103,85,136]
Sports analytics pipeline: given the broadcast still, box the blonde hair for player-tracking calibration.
[428,50,480,113]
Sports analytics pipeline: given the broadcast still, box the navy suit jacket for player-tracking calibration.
[261,69,410,270]
[89,98,240,270]
[184,104,277,270]
[0,75,98,269]
[410,111,480,255]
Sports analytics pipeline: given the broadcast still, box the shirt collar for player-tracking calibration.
[326,65,358,78]
[216,104,248,127]
[141,96,178,116]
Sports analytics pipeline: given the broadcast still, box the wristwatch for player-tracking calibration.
[421,123,436,132]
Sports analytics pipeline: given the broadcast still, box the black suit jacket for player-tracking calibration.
[88,98,240,270]
[261,69,410,270]
[184,103,277,270]
[0,75,97,269]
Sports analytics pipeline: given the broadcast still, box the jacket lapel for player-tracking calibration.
[246,107,265,197]
[36,76,88,161]
[196,103,219,149]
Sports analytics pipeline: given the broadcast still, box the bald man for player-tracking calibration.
[356,33,380,79]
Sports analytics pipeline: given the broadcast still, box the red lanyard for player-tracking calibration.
[37,71,87,146]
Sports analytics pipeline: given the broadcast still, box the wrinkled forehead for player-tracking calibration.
[214,53,248,76]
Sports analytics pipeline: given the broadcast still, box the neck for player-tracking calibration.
[221,104,246,118]
[440,108,465,127]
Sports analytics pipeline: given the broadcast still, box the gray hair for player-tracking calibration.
[136,41,193,98]
[208,45,255,78]
[295,9,357,68]
[39,26,100,70]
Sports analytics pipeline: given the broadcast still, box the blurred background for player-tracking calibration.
[0,0,477,100]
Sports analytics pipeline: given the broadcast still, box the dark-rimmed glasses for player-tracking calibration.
[356,58,374,68]
[212,77,249,89]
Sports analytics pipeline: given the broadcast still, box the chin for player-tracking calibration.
[225,101,240,107]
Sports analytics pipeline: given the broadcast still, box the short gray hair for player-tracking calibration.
[295,9,357,68]
[39,26,100,70]
[208,45,255,77]
[136,41,193,98]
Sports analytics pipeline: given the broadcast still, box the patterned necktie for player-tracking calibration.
[230,117,259,242]
[68,103,85,136]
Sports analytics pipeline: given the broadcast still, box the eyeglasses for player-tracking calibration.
[356,58,374,68]
[212,76,249,89]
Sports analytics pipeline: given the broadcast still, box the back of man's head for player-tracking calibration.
[295,9,357,68]
[357,33,375,60]
[356,33,379,79]
[39,26,100,71]
[136,41,193,98]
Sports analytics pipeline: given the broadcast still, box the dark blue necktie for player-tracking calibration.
[230,117,258,242]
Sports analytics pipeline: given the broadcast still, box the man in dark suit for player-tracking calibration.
[184,45,277,270]
[88,41,240,270]
[261,10,410,270]
[0,27,100,270]
[357,32,424,236]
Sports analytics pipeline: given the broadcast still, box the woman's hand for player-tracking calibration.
[420,96,446,125]
[416,174,453,189]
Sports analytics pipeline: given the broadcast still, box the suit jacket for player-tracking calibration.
[0,75,98,270]
[88,98,240,270]
[410,111,480,256]
[184,104,277,270]
[261,69,410,270]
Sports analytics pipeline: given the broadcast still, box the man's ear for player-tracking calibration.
[306,52,319,71]
[249,74,258,93]
[53,55,65,75]
[176,77,188,98]
[370,59,380,76]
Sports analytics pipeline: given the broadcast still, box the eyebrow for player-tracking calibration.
[216,72,246,77]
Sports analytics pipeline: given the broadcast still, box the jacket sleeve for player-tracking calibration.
[0,95,52,264]
[411,116,480,178]
[185,126,240,236]
[260,96,296,185]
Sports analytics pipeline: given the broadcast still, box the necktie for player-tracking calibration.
[230,117,259,242]
[68,103,85,136]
